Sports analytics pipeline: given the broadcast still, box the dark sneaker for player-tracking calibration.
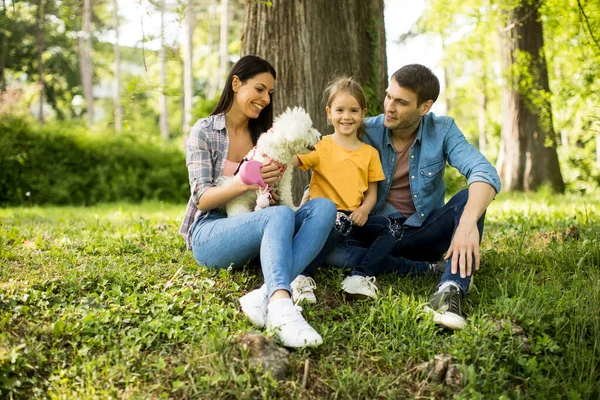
[424,285,466,330]
[428,260,447,274]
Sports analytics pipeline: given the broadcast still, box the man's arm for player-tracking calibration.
[445,181,496,278]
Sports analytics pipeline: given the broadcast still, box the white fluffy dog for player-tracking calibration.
[218,107,321,217]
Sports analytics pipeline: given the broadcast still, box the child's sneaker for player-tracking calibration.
[291,275,317,304]
[341,275,378,300]
[266,298,322,348]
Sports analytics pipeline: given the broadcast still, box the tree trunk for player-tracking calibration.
[596,133,600,169]
[159,0,169,140]
[0,0,6,92]
[498,0,564,192]
[183,0,195,139]
[206,0,218,100]
[242,0,387,203]
[113,0,122,132]
[36,0,45,123]
[218,0,229,91]
[79,0,94,126]
[478,80,487,153]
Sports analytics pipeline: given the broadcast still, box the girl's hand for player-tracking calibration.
[261,161,285,186]
[270,189,280,205]
[349,207,369,226]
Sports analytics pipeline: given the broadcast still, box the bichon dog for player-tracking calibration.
[217,107,321,217]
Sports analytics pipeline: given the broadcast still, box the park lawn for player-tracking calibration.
[1,194,599,399]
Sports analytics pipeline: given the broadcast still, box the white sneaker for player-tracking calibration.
[239,284,267,328]
[341,275,378,300]
[266,298,323,348]
[291,275,317,304]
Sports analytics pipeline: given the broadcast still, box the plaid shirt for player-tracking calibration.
[179,114,229,249]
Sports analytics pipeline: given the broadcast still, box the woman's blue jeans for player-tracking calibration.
[324,189,484,296]
[190,198,336,298]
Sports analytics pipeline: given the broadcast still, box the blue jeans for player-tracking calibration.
[302,214,400,276]
[190,198,336,298]
[326,189,484,296]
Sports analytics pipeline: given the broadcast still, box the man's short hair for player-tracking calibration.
[391,64,440,105]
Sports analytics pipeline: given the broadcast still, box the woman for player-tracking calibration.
[179,55,336,348]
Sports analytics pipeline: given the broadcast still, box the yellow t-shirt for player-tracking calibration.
[297,135,385,211]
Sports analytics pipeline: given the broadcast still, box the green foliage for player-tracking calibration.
[0,116,188,206]
[417,0,600,192]
[0,195,599,397]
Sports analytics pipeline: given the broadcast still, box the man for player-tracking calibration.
[330,64,501,330]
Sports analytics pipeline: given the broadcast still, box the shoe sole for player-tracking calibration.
[343,291,376,301]
[424,306,466,330]
[292,295,317,304]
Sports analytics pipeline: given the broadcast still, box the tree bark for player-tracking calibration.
[242,0,387,203]
[0,0,6,92]
[183,0,195,139]
[498,0,564,192]
[79,0,94,126]
[159,0,169,140]
[113,0,122,132]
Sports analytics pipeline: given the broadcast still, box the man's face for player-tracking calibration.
[383,79,430,132]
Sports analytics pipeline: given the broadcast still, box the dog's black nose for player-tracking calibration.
[307,145,315,151]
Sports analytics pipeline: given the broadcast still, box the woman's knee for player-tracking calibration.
[261,205,295,223]
[308,198,337,219]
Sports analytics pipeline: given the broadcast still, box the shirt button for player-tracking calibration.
[428,172,432,176]
[411,176,415,179]
[421,213,424,217]
[414,194,417,197]
[411,155,414,158]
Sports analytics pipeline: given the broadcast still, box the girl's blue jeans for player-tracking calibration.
[190,198,336,298]
[323,189,484,296]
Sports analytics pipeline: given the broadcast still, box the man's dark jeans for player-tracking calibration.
[323,189,485,296]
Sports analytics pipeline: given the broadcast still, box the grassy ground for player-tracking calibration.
[1,193,599,399]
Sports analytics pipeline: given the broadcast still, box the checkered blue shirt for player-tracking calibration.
[179,114,229,249]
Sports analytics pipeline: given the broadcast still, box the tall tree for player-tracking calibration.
[497,0,564,192]
[112,0,122,132]
[242,0,387,202]
[158,0,169,140]
[0,0,7,92]
[183,0,195,138]
[79,0,94,125]
[217,0,228,91]
[36,0,45,123]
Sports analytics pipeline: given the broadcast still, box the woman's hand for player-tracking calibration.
[261,161,285,186]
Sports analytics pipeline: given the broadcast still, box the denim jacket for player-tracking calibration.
[362,113,501,227]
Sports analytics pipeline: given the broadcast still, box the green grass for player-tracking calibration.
[1,194,599,399]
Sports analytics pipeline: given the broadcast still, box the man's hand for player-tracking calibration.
[445,219,480,278]
[349,207,369,226]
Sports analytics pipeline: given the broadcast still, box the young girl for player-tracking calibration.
[291,76,387,302]
[180,55,336,348]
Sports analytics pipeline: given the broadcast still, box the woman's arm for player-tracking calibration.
[196,177,258,212]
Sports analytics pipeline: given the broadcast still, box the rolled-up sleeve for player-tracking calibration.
[187,123,216,205]
[444,121,501,194]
